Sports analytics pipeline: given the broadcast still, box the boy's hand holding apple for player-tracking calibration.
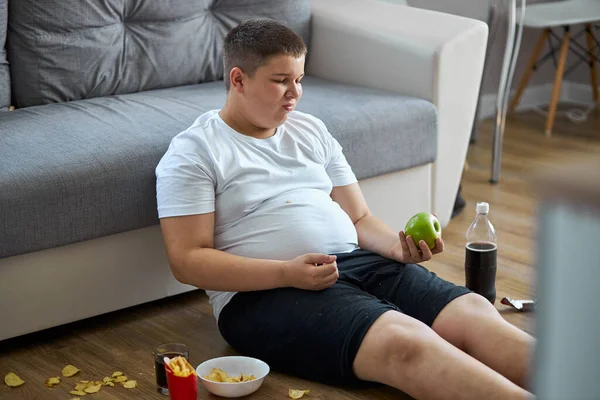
[390,212,444,264]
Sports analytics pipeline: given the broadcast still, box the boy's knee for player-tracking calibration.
[353,311,436,382]
[459,293,499,318]
[432,293,502,350]
[383,324,435,367]
[437,293,499,326]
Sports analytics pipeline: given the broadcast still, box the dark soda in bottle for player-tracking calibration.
[465,202,498,304]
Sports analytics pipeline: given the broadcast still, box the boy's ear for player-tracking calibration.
[229,67,245,93]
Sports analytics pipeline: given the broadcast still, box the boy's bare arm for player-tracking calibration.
[331,183,443,263]
[331,183,397,257]
[159,213,338,292]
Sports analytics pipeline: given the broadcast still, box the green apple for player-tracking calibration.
[404,212,442,250]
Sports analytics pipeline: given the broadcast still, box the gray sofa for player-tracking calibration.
[0,0,487,340]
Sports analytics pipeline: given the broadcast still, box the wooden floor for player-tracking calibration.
[1,109,599,399]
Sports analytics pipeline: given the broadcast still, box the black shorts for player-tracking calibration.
[217,249,471,387]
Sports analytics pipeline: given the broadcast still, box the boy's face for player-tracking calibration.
[237,54,305,129]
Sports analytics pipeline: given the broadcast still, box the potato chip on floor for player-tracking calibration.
[4,372,25,388]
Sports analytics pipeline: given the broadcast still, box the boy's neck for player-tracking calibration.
[219,103,276,140]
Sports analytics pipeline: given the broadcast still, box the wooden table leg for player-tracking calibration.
[510,29,549,113]
[546,27,571,137]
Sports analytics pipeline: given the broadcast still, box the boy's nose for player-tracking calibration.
[287,84,301,98]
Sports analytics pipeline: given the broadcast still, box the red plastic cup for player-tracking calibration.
[165,360,198,400]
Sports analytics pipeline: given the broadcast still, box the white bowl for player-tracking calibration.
[196,356,270,398]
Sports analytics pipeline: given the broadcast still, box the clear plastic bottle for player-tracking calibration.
[465,202,498,304]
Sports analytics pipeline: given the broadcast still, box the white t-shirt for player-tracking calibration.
[155,110,359,320]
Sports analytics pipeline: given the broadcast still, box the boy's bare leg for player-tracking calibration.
[353,311,533,400]
[431,293,535,389]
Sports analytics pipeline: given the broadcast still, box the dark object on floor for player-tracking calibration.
[452,184,467,219]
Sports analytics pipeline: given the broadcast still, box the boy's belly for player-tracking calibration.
[214,189,358,260]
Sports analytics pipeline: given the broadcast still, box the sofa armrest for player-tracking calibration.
[307,0,488,227]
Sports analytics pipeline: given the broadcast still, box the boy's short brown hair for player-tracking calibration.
[223,18,307,91]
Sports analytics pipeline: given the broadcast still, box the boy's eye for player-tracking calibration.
[272,78,303,84]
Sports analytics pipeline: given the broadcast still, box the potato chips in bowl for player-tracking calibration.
[196,356,269,398]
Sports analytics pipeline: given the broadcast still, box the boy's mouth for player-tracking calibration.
[282,103,295,111]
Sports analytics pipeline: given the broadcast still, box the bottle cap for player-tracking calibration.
[476,202,489,214]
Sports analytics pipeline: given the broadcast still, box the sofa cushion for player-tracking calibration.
[297,79,437,180]
[0,77,437,259]
[0,0,9,110]
[6,0,311,108]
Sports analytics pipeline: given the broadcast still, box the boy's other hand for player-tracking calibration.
[390,231,444,264]
[283,253,339,290]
